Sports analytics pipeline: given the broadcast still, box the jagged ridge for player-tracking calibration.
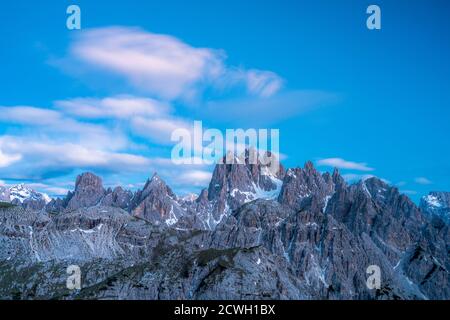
[0,152,448,300]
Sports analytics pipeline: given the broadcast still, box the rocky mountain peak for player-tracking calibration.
[332,168,345,186]
[206,150,285,226]
[1,159,449,300]
[278,161,335,212]
[65,172,106,211]
[196,189,209,205]
[325,175,425,255]
[8,183,51,204]
[75,172,103,191]
[130,173,181,226]
[304,160,315,172]
[141,173,176,200]
[0,183,51,211]
[100,186,133,210]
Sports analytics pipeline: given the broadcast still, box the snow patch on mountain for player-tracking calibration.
[8,184,51,204]
[420,192,450,224]
[423,195,442,208]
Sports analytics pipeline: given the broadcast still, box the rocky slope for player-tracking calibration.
[0,153,448,300]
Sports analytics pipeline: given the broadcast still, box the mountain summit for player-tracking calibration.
[0,183,50,210]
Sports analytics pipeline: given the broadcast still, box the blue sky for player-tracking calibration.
[0,0,449,201]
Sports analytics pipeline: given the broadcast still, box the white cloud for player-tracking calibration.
[245,70,283,97]
[55,95,171,119]
[0,148,22,168]
[414,177,432,185]
[0,136,153,176]
[0,99,184,182]
[66,27,224,100]
[219,68,284,98]
[55,95,195,146]
[317,158,374,172]
[0,105,127,150]
[1,26,342,195]
[58,26,283,100]
[341,173,375,182]
[131,116,192,145]
[177,170,212,186]
[0,106,61,125]
[26,183,70,197]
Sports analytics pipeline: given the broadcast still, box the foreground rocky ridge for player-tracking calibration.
[0,155,449,300]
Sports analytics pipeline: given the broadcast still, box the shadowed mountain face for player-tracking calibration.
[0,153,448,300]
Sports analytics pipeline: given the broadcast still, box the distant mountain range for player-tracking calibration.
[0,184,51,209]
[0,152,448,300]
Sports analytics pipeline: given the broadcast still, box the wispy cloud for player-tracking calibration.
[202,90,338,126]
[131,116,192,145]
[26,183,70,197]
[0,106,61,125]
[0,105,127,150]
[56,26,283,100]
[244,70,283,97]
[341,173,375,182]
[317,158,374,171]
[1,25,338,196]
[54,95,191,145]
[0,136,154,179]
[218,68,284,98]
[414,177,432,185]
[177,170,212,186]
[341,173,390,185]
[55,95,171,119]
[0,148,22,168]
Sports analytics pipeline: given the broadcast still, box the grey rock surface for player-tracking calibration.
[65,173,106,211]
[0,156,448,300]
[130,173,186,227]
[205,150,284,229]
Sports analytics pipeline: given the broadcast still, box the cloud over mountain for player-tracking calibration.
[317,158,375,172]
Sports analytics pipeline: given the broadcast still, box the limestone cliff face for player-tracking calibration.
[205,150,284,228]
[130,173,184,227]
[278,162,335,213]
[0,157,448,300]
[65,173,106,211]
